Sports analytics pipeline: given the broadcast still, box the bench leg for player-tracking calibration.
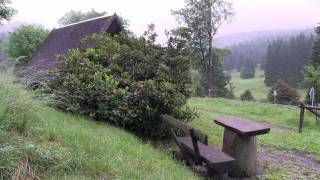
[222,129,257,177]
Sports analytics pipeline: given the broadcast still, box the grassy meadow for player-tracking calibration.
[229,69,307,101]
[1,68,319,180]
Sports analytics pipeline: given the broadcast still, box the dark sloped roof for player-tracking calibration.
[22,14,123,77]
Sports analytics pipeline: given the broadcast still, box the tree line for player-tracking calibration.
[304,24,320,104]
[264,33,315,86]
[224,39,267,71]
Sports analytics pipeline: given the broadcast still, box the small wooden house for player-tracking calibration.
[21,14,123,78]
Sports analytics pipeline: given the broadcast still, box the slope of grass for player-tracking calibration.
[0,73,199,180]
[230,69,307,101]
[189,98,320,155]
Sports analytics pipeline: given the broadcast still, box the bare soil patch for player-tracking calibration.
[258,145,320,179]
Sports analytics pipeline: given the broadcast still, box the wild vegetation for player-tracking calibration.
[0,72,200,179]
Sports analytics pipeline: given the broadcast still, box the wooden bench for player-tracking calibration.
[160,114,235,175]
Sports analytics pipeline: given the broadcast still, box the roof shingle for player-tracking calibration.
[22,14,123,77]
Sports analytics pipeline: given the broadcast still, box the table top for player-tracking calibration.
[214,117,271,137]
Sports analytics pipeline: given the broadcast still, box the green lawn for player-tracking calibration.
[229,69,307,101]
[0,73,199,180]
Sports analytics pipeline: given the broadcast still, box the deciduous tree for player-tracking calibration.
[172,0,234,96]
[58,9,106,26]
[4,25,48,65]
[0,0,15,22]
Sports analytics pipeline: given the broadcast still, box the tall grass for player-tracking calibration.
[0,72,199,179]
[0,72,74,179]
[0,73,33,133]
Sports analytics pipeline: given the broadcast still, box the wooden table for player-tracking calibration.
[214,117,270,177]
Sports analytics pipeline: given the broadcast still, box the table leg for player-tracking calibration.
[222,129,257,177]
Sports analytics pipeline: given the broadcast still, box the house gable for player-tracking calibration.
[21,14,123,78]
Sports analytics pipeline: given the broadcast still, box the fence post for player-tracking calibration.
[299,103,305,133]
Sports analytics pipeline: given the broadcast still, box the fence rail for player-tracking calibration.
[298,102,320,133]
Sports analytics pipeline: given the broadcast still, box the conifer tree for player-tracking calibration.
[265,34,314,86]
[304,24,320,103]
[240,58,255,79]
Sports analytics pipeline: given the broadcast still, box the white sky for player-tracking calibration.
[9,0,320,43]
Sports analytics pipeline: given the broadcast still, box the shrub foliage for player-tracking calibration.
[267,80,300,105]
[47,33,194,137]
[240,89,255,101]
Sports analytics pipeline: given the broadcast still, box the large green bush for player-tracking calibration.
[267,80,300,105]
[240,89,255,102]
[46,33,194,137]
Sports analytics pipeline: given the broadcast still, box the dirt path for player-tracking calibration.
[258,145,320,179]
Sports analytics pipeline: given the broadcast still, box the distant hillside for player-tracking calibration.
[219,28,316,71]
[214,28,314,48]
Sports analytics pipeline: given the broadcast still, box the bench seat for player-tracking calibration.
[178,137,235,173]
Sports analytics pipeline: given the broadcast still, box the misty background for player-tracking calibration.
[1,0,319,45]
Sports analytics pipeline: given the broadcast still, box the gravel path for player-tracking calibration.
[258,145,320,179]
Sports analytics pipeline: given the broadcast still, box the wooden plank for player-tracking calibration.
[299,105,305,133]
[306,107,320,118]
[303,105,320,110]
[189,129,201,164]
[169,129,195,166]
[161,114,208,144]
[215,117,270,137]
[178,137,235,174]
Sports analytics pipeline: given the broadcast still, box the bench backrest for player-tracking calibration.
[160,114,208,145]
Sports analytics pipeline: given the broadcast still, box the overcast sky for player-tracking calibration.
[9,0,320,43]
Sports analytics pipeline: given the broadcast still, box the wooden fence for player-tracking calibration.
[298,102,320,133]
